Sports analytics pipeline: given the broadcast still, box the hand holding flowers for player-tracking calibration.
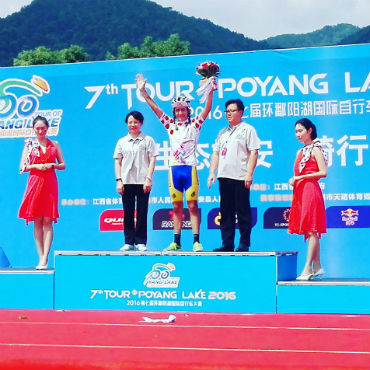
[195,61,220,103]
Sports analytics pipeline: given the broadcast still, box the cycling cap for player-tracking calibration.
[171,96,190,108]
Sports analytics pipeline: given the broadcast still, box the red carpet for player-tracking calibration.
[0,309,369,370]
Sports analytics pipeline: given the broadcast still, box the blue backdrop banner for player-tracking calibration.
[0,44,369,278]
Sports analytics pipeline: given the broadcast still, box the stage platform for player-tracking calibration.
[277,279,370,314]
[54,250,297,313]
[0,251,369,314]
[0,268,54,309]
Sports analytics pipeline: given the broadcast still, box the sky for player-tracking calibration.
[0,0,369,40]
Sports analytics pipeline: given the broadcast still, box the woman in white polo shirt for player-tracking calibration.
[114,110,158,251]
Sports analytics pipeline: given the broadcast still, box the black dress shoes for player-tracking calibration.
[213,246,234,252]
[235,246,250,252]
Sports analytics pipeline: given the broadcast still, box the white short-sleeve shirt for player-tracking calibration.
[214,121,260,180]
[159,113,205,167]
[113,132,158,184]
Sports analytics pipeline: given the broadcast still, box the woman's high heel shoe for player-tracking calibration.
[313,268,325,279]
[296,273,314,281]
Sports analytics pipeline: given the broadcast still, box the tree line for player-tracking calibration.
[13,34,190,66]
[0,0,263,67]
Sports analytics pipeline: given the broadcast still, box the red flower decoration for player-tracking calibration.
[196,61,220,79]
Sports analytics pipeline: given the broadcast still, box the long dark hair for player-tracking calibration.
[295,118,317,140]
[32,115,49,128]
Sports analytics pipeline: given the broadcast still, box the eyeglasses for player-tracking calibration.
[224,109,239,114]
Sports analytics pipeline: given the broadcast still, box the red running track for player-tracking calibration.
[0,309,369,370]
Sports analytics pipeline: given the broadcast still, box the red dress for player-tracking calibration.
[18,139,59,224]
[288,150,326,238]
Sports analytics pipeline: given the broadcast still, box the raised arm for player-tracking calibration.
[136,74,163,119]
[200,77,217,121]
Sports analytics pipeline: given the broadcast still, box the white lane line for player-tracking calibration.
[0,343,368,355]
[1,311,364,319]
[0,321,369,332]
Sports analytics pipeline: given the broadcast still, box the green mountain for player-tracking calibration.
[0,0,266,66]
[339,25,370,44]
[0,0,368,67]
[265,24,363,48]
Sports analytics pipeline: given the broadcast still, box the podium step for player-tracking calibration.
[54,251,297,313]
[278,278,370,286]
[277,279,370,314]
[0,268,54,309]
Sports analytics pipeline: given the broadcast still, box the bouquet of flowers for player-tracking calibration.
[196,61,220,79]
[195,61,220,103]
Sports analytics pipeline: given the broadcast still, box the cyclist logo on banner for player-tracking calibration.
[0,75,63,138]
[144,263,180,288]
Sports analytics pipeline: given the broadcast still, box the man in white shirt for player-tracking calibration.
[208,99,260,252]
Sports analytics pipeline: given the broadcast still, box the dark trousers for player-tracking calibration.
[218,177,251,250]
[122,184,149,245]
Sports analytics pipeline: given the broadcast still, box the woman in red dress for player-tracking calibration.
[288,118,327,280]
[18,116,66,269]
